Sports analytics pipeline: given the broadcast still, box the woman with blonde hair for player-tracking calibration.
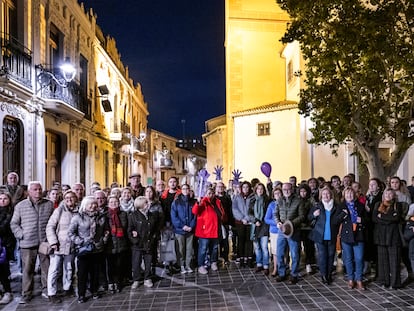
[69,196,109,303]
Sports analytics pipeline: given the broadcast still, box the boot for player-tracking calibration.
[356,281,366,290]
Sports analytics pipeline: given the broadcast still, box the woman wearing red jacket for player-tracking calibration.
[192,188,225,274]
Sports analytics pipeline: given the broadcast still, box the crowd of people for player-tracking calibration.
[0,171,414,305]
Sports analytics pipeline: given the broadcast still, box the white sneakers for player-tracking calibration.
[0,293,13,304]
[180,266,186,274]
[211,262,218,271]
[306,264,312,274]
[131,281,139,289]
[186,267,194,273]
[144,279,153,288]
[198,266,208,275]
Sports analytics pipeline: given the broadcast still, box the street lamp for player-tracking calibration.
[36,58,76,92]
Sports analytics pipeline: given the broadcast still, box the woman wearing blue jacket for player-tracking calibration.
[171,184,197,273]
[264,187,282,277]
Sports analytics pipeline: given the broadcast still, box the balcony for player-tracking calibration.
[0,34,32,92]
[37,68,91,121]
[109,119,131,143]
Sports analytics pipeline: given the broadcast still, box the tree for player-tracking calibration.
[277,0,414,180]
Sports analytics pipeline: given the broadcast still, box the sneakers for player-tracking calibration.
[198,266,208,275]
[78,296,86,304]
[211,262,218,271]
[180,266,186,274]
[49,295,62,304]
[144,279,153,288]
[131,281,140,289]
[306,264,312,274]
[41,292,49,299]
[92,293,100,300]
[0,293,13,304]
[186,267,194,273]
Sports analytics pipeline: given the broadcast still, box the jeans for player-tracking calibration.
[276,235,300,277]
[47,253,75,296]
[131,248,152,281]
[175,233,194,268]
[254,236,269,268]
[197,238,218,267]
[316,241,336,277]
[341,241,364,281]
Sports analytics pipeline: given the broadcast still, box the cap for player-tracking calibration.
[129,173,141,179]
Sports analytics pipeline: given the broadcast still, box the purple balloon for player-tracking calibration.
[260,162,272,178]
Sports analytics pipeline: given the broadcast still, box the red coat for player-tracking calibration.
[192,196,225,239]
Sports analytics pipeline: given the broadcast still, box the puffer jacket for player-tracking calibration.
[171,194,196,235]
[105,210,129,254]
[275,194,306,230]
[68,212,109,253]
[46,203,78,255]
[232,192,254,223]
[11,198,54,248]
[192,196,225,239]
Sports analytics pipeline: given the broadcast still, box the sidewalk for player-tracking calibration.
[1,259,414,311]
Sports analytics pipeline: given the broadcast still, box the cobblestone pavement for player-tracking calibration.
[1,260,414,311]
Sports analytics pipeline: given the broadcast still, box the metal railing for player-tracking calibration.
[0,34,32,88]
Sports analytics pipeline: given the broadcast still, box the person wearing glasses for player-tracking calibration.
[171,184,197,274]
[274,182,306,285]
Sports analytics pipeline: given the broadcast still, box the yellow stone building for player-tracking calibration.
[204,0,414,186]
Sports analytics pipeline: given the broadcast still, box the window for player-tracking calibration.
[3,117,22,182]
[257,122,270,136]
[287,60,293,84]
[79,140,87,186]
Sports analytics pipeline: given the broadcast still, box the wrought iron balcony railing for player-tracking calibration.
[0,34,32,88]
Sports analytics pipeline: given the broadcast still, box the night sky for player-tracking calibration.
[81,1,226,139]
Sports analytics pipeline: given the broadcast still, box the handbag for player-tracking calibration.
[75,242,94,257]
[38,241,52,255]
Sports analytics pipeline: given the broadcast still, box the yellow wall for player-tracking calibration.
[225,0,290,180]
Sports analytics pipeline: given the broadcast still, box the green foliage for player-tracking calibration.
[277,0,414,178]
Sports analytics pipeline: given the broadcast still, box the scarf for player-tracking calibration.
[120,199,134,213]
[346,201,358,224]
[250,195,265,240]
[109,207,124,238]
[378,200,393,214]
[323,199,334,212]
[253,195,265,220]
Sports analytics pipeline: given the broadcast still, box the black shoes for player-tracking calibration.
[289,276,298,285]
[49,295,62,304]
[275,275,287,282]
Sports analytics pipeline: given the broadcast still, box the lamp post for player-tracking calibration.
[130,131,146,174]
